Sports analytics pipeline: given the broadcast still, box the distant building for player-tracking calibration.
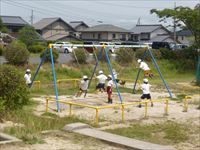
[33,17,77,41]
[176,29,193,45]
[130,24,178,43]
[1,16,29,37]
[70,21,89,38]
[80,24,130,41]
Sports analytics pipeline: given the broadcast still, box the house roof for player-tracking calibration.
[80,24,130,33]
[150,35,171,42]
[130,24,169,34]
[33,17,75,31]
[1,16,28,26]
[45,34,78,41]
[69,21,89,29]
[176,30,193,36]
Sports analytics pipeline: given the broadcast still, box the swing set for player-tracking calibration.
[30,43,173,112]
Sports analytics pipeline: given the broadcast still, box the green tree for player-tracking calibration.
[18,25,40,47]
[4,40,30,65]
[0,65,29,112]
[151,4,200,47]
[0,17,8,33]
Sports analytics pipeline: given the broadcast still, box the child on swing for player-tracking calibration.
[137,59,153,78]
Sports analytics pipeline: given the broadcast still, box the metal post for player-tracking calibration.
[121,105,125,122]
[96,108,99,127]
[46,98,49,112]
[104,47,123,104]
[165,99,169,115]
[133,49,148,93]
[148,48,173,98]
[84,48,103,98]
[144,100,148,118]
[30,48,48,88]
[50,47,60,112]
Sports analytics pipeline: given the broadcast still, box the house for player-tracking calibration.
[33,17,77,41]
[176,29,193,45]
[69,21,89,38]
[1,16,29,37]
[80,24,130,41]
[130,24,178,43]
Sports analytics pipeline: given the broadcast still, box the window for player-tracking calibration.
[182,36,184,40]
[140,33,150,40]
[93,33,95,38]
[112,34,116,39]
[98,33,101,39]
[120,34,126,41]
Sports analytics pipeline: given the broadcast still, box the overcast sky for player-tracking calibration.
[2,0,199,29]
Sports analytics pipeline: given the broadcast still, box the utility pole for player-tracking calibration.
[173,2,176,49]
[30,9,33,25]
[136,17,141,25]
[0,0,1,16]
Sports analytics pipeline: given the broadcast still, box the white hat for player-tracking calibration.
[108,75,112,79]
[26,69,31,72]
[137,59,142,63]
[143,78,148,83]
[99,70,103,74]
[83,75,88,79]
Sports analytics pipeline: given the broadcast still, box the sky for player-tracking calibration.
[1,0,199,29]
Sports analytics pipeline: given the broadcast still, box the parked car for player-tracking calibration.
[53,41,76,53]
[99,42,115,53]
[152,42,174,50]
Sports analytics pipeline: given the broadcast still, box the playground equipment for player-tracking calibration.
[30,44,173,112]
[133,48,173,98]
[46,97,169,127]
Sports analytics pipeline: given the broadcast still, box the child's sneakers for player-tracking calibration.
[138,104,142,108]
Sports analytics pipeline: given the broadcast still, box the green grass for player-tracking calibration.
[106,121,189,145]
[2,100,89,144]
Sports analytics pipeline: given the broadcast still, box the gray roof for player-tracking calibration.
[1,16,28,26]
[33,17,75,31]
[69,21,88,29]
[81,24,130,33]
[151,35,171,42]
[176,30,193,36]
[130,24,168,34]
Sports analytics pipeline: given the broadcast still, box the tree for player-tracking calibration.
[151,4,200,47]
[18,25,40,47]
[4,40,30,65]
[0,17,8,33]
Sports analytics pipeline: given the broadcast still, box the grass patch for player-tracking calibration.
[106,121,188,145]
[3,103,89,144]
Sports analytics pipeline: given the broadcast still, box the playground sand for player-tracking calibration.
[2,92,199,150]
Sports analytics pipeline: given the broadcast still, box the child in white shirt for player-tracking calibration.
[139,78,153,107]
[24,69,31,87]
[76,75,89,97]
[96,70,107,92]
[137,59,153,78]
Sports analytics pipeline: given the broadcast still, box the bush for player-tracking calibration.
[4,40,30,65]
[116,48,135,64]
[71,48,87,64]
[135,48,162,61]
[159,48,175,60]
[40,48,59,63]
[28,45,46,53]
[0,65,29,112]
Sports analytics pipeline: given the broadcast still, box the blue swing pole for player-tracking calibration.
[132,49,148,93]
[30,48,48,88]
[49,45,60,112]
[84,47,103,98]
[104,47,123,104]
[148,48,173,98]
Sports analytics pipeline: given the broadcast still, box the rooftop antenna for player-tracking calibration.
[136,17,141,25]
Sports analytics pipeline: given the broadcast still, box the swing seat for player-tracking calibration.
[84,47,94,53]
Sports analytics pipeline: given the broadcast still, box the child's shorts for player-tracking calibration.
[141,94,151,99]
[144,70,152,76]
[96,83,105,89]
[107,86,112,94]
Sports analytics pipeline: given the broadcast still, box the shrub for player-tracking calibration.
[40,48,59,63]
[4,40,30,65]
[0,65,29,112]
[159,48,175,60]
[71,48,87,64]
[135,48,162,61]
[28,45,46,53]
[116,48,135,64]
